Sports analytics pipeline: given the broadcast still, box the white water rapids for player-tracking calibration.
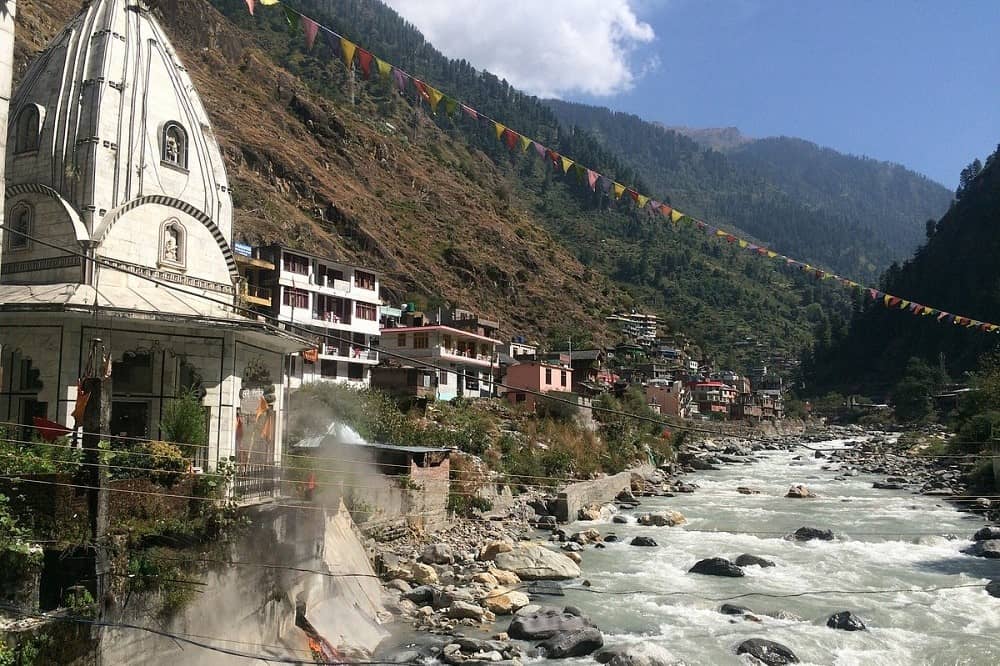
[551,438,1000,665]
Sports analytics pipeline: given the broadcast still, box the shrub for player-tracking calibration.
[160,390,208,458]
[109,440,187,485]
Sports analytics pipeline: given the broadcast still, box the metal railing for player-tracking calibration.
[232,463,278,502]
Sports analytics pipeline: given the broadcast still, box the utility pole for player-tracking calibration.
[992,424,1000,491]
[82,338,110,617]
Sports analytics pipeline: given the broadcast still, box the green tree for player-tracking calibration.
[160,390,208,457]
[891,357,944,422]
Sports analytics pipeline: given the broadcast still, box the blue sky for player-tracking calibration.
[384,0,999,188]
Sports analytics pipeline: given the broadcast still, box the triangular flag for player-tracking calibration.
[260,0,280,3]
[244,0,254,15]
[443,97,458,116]
[392,68,409,91]
[427,86,445,113]
[670,209,683,223]
[612,182,626,199]
[766,250,778,258]
[726,234,738,243]
[636,193,649,208]
[899,299,910,310]
[357,48,374,78]
[283,6,298,30]
[376,58,392,79]
[573,163,587,182]
[340,37,357,67]
[503,128,519,150]
[519,134,532,152]
[301,16,319,50]
[937,311,949,321]
[627,189,640,203]
[738,239,748,249]
[587,170,599,190]
[413,79,430,102]
[461,104,478,120]
[716,229,728,237]
[561,156,574,173]
[493,122,506,140]
[599,176,613,192]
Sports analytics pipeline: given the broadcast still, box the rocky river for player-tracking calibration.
[374,433,1000,665]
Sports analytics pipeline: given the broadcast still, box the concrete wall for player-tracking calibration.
[553,471,634,523]
[96,502,389,665]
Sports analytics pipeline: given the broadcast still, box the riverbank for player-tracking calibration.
[368,426,1000,664]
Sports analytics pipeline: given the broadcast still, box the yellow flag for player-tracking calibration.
[428,86,444,113]
[670,209,683,223]
[766,250,778,258]
[376,58,392,79]
[883,295,892,307]
[738,240,748,249]
[715,229,727,237]
[494,122,505,140]
[340,38,357,67]
[899,299,910,309]
[561,156,574,173]
[520,135,532,152]
[636,194,649,208]
[613,182,625,199]
[260,0,280,4]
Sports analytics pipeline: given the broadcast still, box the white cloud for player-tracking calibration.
[380,0,656,98]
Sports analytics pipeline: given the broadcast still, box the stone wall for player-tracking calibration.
[553,471,634,523]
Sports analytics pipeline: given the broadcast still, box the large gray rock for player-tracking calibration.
[507,608,595,640]
[973,526,1000,541]
[735,638,799,664]
[447,600,485,620]
[420,542,455,565]
[495,544,581,580]
[689,557,744,577]
[986,579,1000,598]
[735,553,775,568]
[630,536,658,547]
[827,610,867,631]
[790,527,834,542]
[966,539,1000,558]
[539,628,604,658]
[637,511,686,527]
[403,584,435,604]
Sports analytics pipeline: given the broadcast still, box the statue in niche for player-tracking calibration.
[163,226,179,262]
[165,133,180,164]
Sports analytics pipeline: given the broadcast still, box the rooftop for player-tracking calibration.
[382,324,501,344]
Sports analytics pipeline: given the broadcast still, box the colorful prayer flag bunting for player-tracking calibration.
[503,128,519,150]
[587,169,599,190]
[613,182,626,199]
[427,86,444,113]
[357,48,374,77]
[520,135,532,152]
[340,37,357,66]
[301,16,319,49]
[561,156,574,173]
[376,57,392,79]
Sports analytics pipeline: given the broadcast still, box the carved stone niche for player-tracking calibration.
[158,218,186,271]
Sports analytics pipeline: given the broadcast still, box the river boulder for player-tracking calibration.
[737,487,761,495]
[827,611,867,631]
[719,603,755,616]
[735,553,776,568]
[785,484,817,498]
[402,584,435,604]
[689,557,744,577]
[507,607,595,640]
[735,638,799,664]
[478,540,514,561]
[986,579,1000,598]
[578,504,604,521]
[629,536,658,547]
[447,600,485,620]
[419,543,455,565]
[571,528,602,544]
[637,511,687,527]
[791,526,834,541]
[973,527,1000,541]
[965,539,1000,558]
[484,589,530,615]
[612,515,630,524]
[539,627,605,658]
[495,544,581,580]
[388,561,439,585]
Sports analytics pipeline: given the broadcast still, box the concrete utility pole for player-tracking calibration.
[82,338,111,617]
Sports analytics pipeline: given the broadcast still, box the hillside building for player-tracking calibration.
[379,325,499,401]
[504,360,573,410]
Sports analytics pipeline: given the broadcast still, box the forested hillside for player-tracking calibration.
[12,0,853,365]
[806,146,1000,394]
[546,100,952,279]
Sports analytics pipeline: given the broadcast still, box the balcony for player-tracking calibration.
[319,343,379,363]
[240,283,272,307]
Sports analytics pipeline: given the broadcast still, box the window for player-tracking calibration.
[320,359,338,378]
[112,352,153,395]
[515,393,526,403]
[442,335,452,350]
[413,333,429,349]
[545,368,552,384]
[438,370,449,385]
[161,122,188,168]
[318,265,344,285]
[348,363,364,380]
[282,287,308,309]
[110,401,150,440]
[561,370,567,387]
[18,359,43,391]
[355,302,377,321]
[7,203,31,251]
[158,219,186,269]
[282,252,309,275]
[14,105,40,153]
[354,270,376,290]
[397,333,407,347]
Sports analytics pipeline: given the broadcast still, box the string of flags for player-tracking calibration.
[241,1,1000,335]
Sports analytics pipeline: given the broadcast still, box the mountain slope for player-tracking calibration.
[807,146,1000,393]
[546,100,952,279]
[11,0,851,366]
[727,137,953,255]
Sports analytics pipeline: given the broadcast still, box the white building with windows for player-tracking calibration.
[243,244,382,387]
[379,325,499,401]
[0,0,306,484]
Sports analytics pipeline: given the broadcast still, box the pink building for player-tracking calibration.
[504,361,573,410]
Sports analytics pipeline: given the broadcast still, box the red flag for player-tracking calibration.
[627,188,639,203]
[356,48,374,78]
[660,203,673,217]
[503,128,519,150]
[301,16,319,50]
[244,0,254,15]
[586,169,599,190]
[460,104,478,119]
[413,79,430,102]
[33,416,70,443]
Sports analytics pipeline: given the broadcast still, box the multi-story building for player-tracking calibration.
[504,360,573,410]
[646,379,691,418]
[606,311,660,345]
[379,324,499,400]
[245,244,381,387]
[690,381,738,418]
